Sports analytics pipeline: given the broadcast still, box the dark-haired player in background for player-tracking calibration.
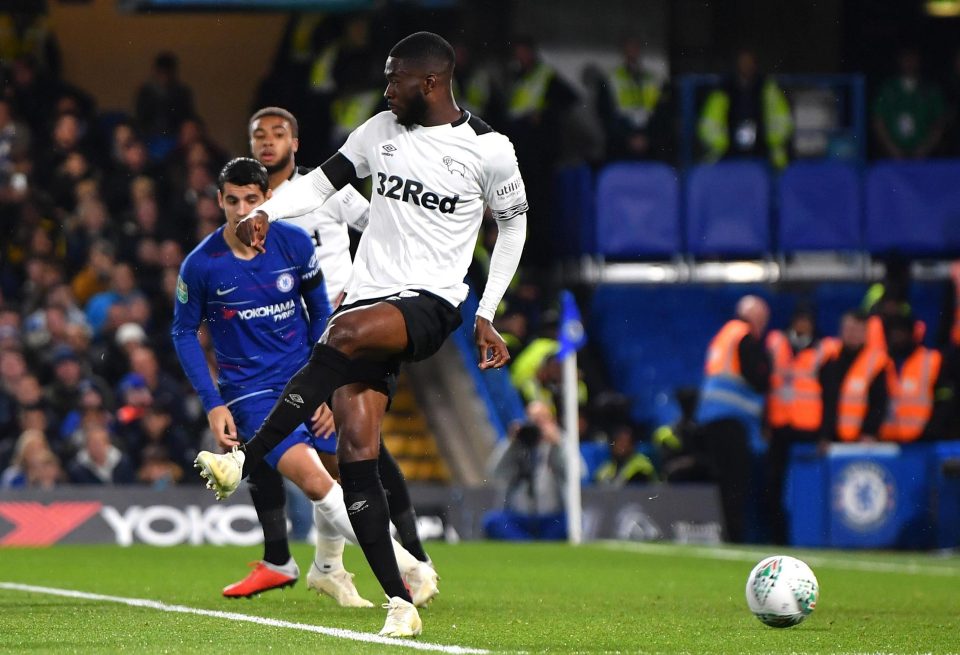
[196,32,528,637]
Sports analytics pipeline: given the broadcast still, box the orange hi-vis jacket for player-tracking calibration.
[880,347,942,443]
[696,319,765,425]
[766,332,842,432]
[837,347,891,441]
[866,315,926,351]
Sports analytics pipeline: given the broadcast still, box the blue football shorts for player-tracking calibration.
[226,389,336,468]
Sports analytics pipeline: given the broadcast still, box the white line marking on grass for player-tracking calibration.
[598,541,960,577]
[0,582,488,654]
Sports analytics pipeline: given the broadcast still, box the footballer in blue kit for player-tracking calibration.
[172,173,333,466]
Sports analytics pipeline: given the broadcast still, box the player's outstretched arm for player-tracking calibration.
[236,153,358,251]
[475,317,511,370]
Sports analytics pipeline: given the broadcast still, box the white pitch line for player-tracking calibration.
[0,582,488,655]
[598,541,960,577]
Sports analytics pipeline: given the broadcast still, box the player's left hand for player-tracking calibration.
[475,317,510,370]
[311,403,336,439]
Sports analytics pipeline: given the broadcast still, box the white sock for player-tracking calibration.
[315,483,359,544]
[313,482,420,576]
[392,539,420,577]
[313,485,347,572]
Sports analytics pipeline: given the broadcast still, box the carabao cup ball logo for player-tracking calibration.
[276,273,295,293]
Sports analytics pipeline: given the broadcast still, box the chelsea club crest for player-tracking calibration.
[276,273,295,293]
[833,461,896,531]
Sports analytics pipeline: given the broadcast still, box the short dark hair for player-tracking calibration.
[389,31,455,72]
[249,106,299,138]
[217,157,269,194]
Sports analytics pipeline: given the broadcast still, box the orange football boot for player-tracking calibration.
[222,560,299,598]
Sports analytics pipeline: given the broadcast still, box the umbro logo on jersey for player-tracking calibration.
[216,286,238,296]
[347,500,368,514]
[375,172,460,214]
[442,156,466,177]
[382,143,397,156]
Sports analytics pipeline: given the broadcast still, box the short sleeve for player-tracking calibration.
[338,116,374,178]
[481,134,529,221]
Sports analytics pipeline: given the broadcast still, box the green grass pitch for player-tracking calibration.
[1,541,958,654]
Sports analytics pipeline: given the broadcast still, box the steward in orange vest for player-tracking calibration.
[695,296,771,543]
[819,310,889,442]
[766,314,843,435]
[880,315,953,442]
[764,310,840,544]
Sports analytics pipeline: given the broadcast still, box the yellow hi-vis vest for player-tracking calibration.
[508,62,553,120]
[609,65,662,130]
[288,15,324,64]
[309,44,339,94]
[331,90,381,138]
[697,78,793,169]
[453,70,492,116]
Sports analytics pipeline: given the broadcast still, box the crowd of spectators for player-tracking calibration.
[3,9,960,495]
[0,37,227,488]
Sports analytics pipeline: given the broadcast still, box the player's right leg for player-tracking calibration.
[274,441,374,608]
[335,383,422,637]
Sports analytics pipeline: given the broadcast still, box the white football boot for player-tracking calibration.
[306,562,374,608]
[194,448,244,501]
[379,596,422,637]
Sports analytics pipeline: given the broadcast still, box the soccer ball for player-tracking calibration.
[745,555,819,628]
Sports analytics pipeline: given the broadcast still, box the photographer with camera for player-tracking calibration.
[482,400,568,540]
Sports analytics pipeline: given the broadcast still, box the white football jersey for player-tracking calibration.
[276,168,369,303]
[339,110,527,307]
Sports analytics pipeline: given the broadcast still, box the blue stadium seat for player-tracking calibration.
[554,165,595,255]
[865,161,960,256]
[778,161,862,252]
[686,161,771,257]
[595,162,680,258]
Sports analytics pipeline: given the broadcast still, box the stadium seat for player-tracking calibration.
[554,165,595,255]
[865,161,960,256]
[595,162,680,259]
[686,161,771,257]
[778,161,862,252]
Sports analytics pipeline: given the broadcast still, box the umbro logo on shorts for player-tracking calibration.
[347,500,369,514]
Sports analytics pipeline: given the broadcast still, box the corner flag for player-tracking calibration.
[557,290,586,359]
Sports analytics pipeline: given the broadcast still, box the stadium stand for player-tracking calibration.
[685,161,771,258]
[777,160,862,253]
[595,162,681,259]
[865,161,960,256]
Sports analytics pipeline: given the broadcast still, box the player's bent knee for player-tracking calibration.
[336,428,380,463]
[324,317,362,356]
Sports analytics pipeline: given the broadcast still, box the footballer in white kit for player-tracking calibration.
[338,107,527,316]
[197,31,527,639]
